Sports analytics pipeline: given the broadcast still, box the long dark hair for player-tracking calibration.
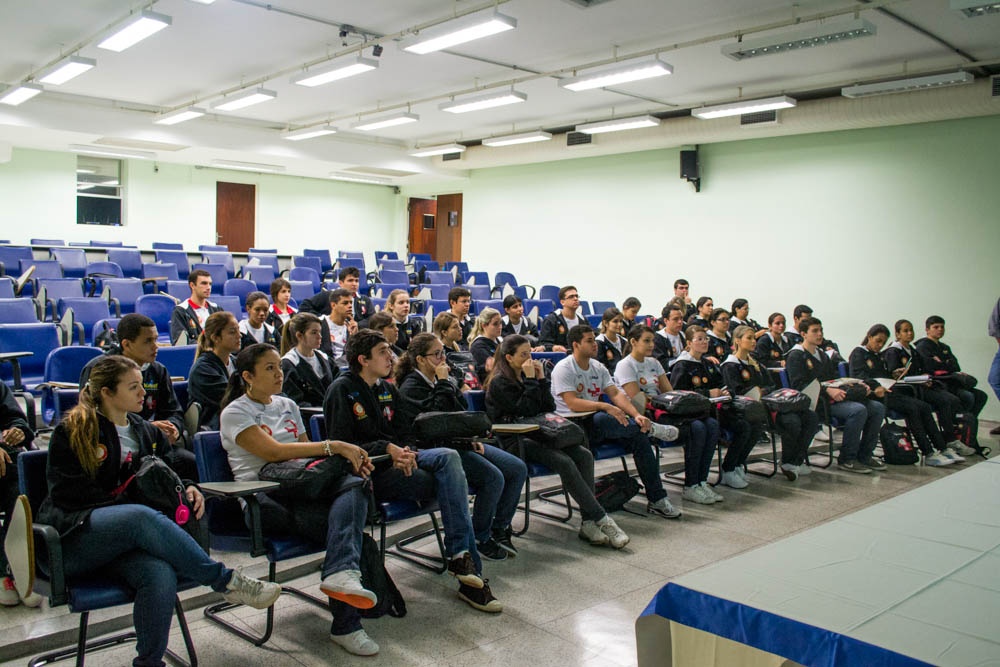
[221,343,279,409]
[861,323,890,347]
[485,334,530,389]
[280,312,321,355]
[393,333,439,384]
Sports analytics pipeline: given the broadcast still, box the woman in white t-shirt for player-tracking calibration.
[219,344,380,657]
[266,278,297,330]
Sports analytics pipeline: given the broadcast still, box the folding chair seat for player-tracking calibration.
[165,280,192,302]
[18,450,199,666]
[539,285,560,303]
[592,301,616,315]
[424,270,455,286]
[443,261,469,276]
[151,242,183,250]
[339,250,364,260]
[156,345,197,380]
[141,262,179,291]
[249,247,277,254]
[428,284,453,300]
[372,283,411,299]
[302,248,334,273]
[102,278,144,316]
[39,346,103,424]
[494,272,536,298]
[293,255,322,275]
[522,298,553,324]
[378,259,405,272]
[289,280,315,303]
[467,285,490,301]
[242,265,277,292]
[0,246,34,277]
[0,297,41,323]
[19,259,62,297]
[473,299,503,315]
[154,250,191,280]
[56,297,113,345]
[223,279,257,308]
[423,299,451,320]
[135,294,176,344]
[246,253,279,275]
[106,249,143,278]
[50,248,88,279]
[198,244,228,251]
[0,323,62,393]
[375,250,399,262]
[84,261,124,296]
[380,269,410,285]
[464,271,489,287]
[407,253,432,264]
[37,278,85,321]
[201,251,236,279]
[585,314,603,328]
[0,277,15,298]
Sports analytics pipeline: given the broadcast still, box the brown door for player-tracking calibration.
[435,193,462,263]
[408,198,437,259]
[216,182,255,252]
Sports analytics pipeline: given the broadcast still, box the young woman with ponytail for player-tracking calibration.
[188,311,241,430]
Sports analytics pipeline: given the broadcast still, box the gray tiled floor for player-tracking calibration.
[2,426,996,667]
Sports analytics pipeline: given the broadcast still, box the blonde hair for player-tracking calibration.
[433,311,460,342]
[467,307,501,344]
[732,324,761,370]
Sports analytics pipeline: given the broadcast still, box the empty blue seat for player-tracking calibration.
[0,298,40,323]
[154,250,190,280]
[293,255,322,274]
[0,278,14,298]
[88,241,123,247]
[30,238,64,245]
[464,271,489,287]
[0,246,34,277]
[289,280,314,303]
[141,262,179,291]
[19,259,62,280]
[49,248,88,279]
[426,284,452,300]
[371,283,411,298]
[288,266,320,293]
[102,278,144,315]
[444,261,469,276]
[57,297,113,345]
[585,314,603,328]
[106,248,143,278]
[198,244,228,251]
[337,257,366,274]
[201,251,236,279]
[37,278,85,320]
[467,285,490,301]
[40,346,103,424]
[380,269,410,285]
[408,253,432,263]
[592,301,616,315]
[223,279,257,308]
[0,323,62,390]
[339,250,364,260]
[473,299,503,314]
[164,280,190,301]
[151,242,183,250]
[578,301,592,316]
[523,298,554,321]
[424,270,455,286]
[84,261,124,296]
[375,250,399,262]
[135,294,175,343]
[243,265,277,291]
[155,345,197,380]
[378,259,405,272]
[249,247,277,254]
[246,253,279,273]
[302,248,333,272]
[539,285,560,303]
[191,263,227,294]
[213,295,243,320]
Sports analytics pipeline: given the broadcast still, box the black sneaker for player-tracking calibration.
[476,538,508,561]
[447,553,484,589]
[492,525,517,557]
[859,457,887,471]
[458,579,503,613]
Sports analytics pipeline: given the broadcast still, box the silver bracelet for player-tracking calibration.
[323,440,333,457]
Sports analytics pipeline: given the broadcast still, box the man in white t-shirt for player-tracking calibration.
[550,324,678,519]
[539,285,582,353]
[320,288,357,367]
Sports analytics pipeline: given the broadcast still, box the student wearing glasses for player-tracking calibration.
[705,308,733,364]
[539,286,583,353]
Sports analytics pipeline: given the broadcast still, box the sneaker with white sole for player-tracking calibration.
[447,553,484,589]
[20,590,43,608]
[720,470,748,489]
[925,451,954,466]
[735,466,748,481]
[330,628,380,656]
[702,482,724,502]
[650,422,680,442]
[578,520,610,546]
[320,570,377,610]
[682,484,714,505]
[837,460,871,474]
[0,577,19,607]
[223,569,282,609]
[942,449,965,463]
[458,579,503,613]
[859,457,887,471]
[780,463,799,481]
[947,440,975,457]
[796,463,812,476]
[596,515,630,549]
[647,497,682,519]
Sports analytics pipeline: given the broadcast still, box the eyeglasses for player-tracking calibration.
[564,294,580,300]
[424,350,445,359]
[717,317,730,323]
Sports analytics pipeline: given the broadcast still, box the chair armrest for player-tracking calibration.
[33,523,66,606]
[0,352,30,390]
[198,481,280,497]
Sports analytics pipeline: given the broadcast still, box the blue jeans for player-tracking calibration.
[61,504,232,667]
[828,399,885,463]
[590,412,666,503]
[458,445,527,544]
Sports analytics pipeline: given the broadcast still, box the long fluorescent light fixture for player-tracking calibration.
[0,83,43,106]
[292,57,379,87]
[841,71,975,98]
[692,95,797,119]
[482,130,552,147]
[283,124,338,141]
[722,18,876,60]
[213,87,277,111]
[951,0,1000,17]
[560,57,673,92]
[98,10,172,52]
[210,160,285,173]
[38,56,96,85]
[330,172,391,185]
[69,144,156,160]
[440,90,526,114]
[401,11,516,54]
[154,106,206,125]
[409,143,466,157]
[352,112,420,131]
[576,114,660,134]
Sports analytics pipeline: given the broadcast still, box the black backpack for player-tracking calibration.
[594,471,640,512]
[879,424,918,465]
[358,533,406,619]
[650,390,711,418]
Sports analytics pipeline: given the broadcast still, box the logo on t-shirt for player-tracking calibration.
[741,369,750,380]
[283,419,299,437]
[259,424,272,435]
[576,382,584,393]
[806,359,814,370]
[639,377,647,385]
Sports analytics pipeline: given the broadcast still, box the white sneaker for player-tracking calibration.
[20,591,43,608]
[720,470,748,489]
[796,463,812,476]
[647,497,682,519]
[682,484,715,505]
[814,430,831,443]
[925,451,954,466]
[946,440,975,457]
[0,577,19,607]
[650,422,680,442]
[734,466,748,481]
[330,628,380,656]
[223,568,282,610]
[780,463,799,481]
[702,482,724,502]
[596,515,630,549]
[320,569,378,610]
[942,449,966,463]
[579,520,610,545]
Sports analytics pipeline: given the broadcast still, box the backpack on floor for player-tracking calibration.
[594,471,640,513]
[879,423,918,465]
[358,533,406,619]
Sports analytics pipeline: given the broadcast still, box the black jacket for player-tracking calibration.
[188,352,231,430]
[0,381,33,454]
[485,374,556,423]
[169,300,223,345]
[720,355,775,396]
[280,349,337,408]
[848,346,891,389]
[239,320,281,350]
[80,352,185,437]
[595,334,625,375]
[396,371,467,429]
[501,316,539,342]
[394,317,423,351]
[469,336,499,384]
[754,333,791,367]
[539,311,579,351]
[914,337,963,374]
[669,352,724,397]
[786,345,838,391]
[706,332,731,362]
[323,372,407,457]
[653,329,685,371]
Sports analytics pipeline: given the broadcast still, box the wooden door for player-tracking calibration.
[434,193,462,263]
[408,198,437,259]
[216,182,255,252]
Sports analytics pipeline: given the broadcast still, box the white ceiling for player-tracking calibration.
[0,0,997,183]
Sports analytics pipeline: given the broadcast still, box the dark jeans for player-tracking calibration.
[516,438,605,522]
[720,415,763,472]
[774,410,819,465]
[660,416,719,487]
[921,387,962,437]
[828,399,885,464]
[61,504,232,667]
[458,445,527,543]
[886,393,946,454]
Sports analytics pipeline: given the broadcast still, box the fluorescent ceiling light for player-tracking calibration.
[329,172,391,185]
[38,56,96,85]
[213,87,277,111]
[950,0,1000,16]
[187,0,217,4]
[576,114,660,134]
[352,112,420,131]
[211,160,285,173]
[292,56,379,87]
[560,57,673,92]
[722,18,876,60]
[409,143,467,157]
[482,130,553,147]
[692,95,797,119]
[154,106,206,125]
[283,124,338,141]
[440,90,526,113]
[841,71,975,98]
[69,144,156,160]
[98,10,172,52]
[400,11,516,54]
[0,83,43,106]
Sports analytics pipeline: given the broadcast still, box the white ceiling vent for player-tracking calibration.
[741,110,779,126]
[567,131,593,146]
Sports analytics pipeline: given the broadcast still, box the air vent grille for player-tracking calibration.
[740,110,778,126]
[441,152,463,161]
[992,75,1000,98]
[567,131,592,146]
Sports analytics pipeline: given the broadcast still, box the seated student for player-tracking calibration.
[299,267,374,327]
[673,279,696,321]
[266,278,296,330]
[280,312,337,408]
[467,308,503,385]
[41,355,280,666]
[434,311,476,390]
[386,289,421,351]
[1,380,38,607]
[621,297,642,331]
[595,307,627,375]
[786,317,886,474]
[785,305,812,346]
[722,325,819,481]
[688,296,713,327]
[551,325,677,523]
[486,335,634,547]
[849,324,960,466]
[668,327,735,499]
[754,312,792,368]
[395,334,526,560]
[323,330,502,613]
[500,295,542,349]
[188,311,241,431]
[539,286,583,353]
[883,319,970,455]
[239,291,281,349]
[220,344,380,656]
[653,303,687,370]
[319,288,357,367]
[914,315,987,453]
[446,287,475,345]
[169,268,223,345]
[705,308,733,363]
[366,312,404,361]
[729,299,766,338]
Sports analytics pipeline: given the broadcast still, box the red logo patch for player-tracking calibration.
[259,424,272,435]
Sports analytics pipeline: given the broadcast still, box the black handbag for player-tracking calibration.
[412,411,492,448]
[259,456,352,500]
[445,350,481,390]
[594,471,640,512]
[516,412,586,449]
[116,455,192,526]
[726,396,768,424]
[761,388,811,414]
[650,390,711,418]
